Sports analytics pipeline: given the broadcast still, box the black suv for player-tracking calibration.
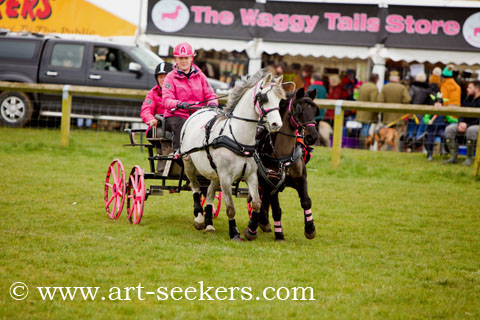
[0,32,228,127]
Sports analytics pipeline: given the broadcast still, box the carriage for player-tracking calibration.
[103,117,234,225]
[104,70,319,241]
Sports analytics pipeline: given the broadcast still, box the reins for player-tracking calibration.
[169,94,229,112]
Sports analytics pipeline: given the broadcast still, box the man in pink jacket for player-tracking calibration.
[162,42,218,158]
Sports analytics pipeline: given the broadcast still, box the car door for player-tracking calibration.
[85,45,148,89]
[38,40,87,85]
[83,44,150,118]
[38,40,88,116]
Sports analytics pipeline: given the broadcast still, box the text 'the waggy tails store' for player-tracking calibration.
[141,0,480,87]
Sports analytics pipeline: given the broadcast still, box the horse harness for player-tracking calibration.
[181,82,281,182]
[256,97,315,194]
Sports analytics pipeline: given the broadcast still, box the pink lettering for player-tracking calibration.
[404,15,415,34]
[353,13,360,31]
[304,15,319,33]
[431,20,443,34]
[289,14,304,33]
[240,8,259,26]
[257,12,273,27]
[273,14,289,32]
[338,16,353,31]
[204,8,219,24]
[324,12,340,30]
[385,14,405,33]
[361,13,367,31]
[219,10,234,25]
[385,14,460,36]
[367,17,380,32]
[191,6,208,23]
[444,20,460,36]
[415,19,431,34]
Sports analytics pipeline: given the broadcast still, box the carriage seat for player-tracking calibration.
[154,114,173,141]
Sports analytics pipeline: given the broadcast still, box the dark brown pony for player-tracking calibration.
[244,88,320,241]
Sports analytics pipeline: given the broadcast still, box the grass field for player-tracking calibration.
[1,127,479,319]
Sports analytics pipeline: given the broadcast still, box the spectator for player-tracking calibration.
[326,74,349,125]
[341,70,357,100]
[275,62,286,77]
[290,63,305,92]
[92,47,108,70]
[429,67,442,87]
[441,64,462,107]
[302,64,314,89]
[377,70,411,151]
[423,93,454,161]
[406,73,431,149]
[410,73,431,105]
[309,73,327,98]
[443,81,480,165]
[355,73,379,147]
[309,72,330,146]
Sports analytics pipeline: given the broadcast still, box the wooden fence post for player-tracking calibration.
[60,85,72,147]
[331,100,344,169]
[473,136,480,177]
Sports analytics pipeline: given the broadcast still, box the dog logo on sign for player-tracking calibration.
[152,0,190,33]
[463,12,480,48]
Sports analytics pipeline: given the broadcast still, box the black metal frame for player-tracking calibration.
[123,128,248,201]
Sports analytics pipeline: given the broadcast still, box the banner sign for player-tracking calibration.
[147,0,480,52]
[0,0,137,36]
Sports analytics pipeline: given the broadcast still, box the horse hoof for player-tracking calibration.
[231,234,244,241]
[304,230,316,239]
[194,214,205,230]
[205,225,215,232]
[243,228,258,241]
[259,223,272,233]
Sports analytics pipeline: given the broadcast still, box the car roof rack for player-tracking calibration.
[0,29,60,39]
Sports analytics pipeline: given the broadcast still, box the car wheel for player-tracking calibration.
[0,91,33,127]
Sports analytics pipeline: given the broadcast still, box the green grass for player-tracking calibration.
[1,127,479,319]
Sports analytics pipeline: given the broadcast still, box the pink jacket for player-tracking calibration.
[140,84,164,124]
[162,64,217,119]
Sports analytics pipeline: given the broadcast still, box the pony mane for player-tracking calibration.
[224,69,267,114]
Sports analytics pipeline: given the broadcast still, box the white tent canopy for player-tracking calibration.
[375,47,480,66]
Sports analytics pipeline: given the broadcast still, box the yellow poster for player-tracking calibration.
[0,0,137,36]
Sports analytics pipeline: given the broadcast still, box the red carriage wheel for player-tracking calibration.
[126,165,145,224]
[201,191,222,218]
[104,159,126,220]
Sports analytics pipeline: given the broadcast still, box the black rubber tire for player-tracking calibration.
[0,91,34,127]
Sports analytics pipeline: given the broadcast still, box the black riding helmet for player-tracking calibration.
[154,62,174,84]
[155,62,173,77]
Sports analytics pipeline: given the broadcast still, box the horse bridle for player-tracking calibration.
[287,97,317,135]
[229,81,280,124]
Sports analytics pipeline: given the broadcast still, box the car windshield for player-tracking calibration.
[130,46,163,71]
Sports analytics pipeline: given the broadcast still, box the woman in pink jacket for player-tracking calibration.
[140,61,174,147]
[162,42,218,157]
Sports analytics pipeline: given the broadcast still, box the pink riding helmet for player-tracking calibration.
[173,42,195,57]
